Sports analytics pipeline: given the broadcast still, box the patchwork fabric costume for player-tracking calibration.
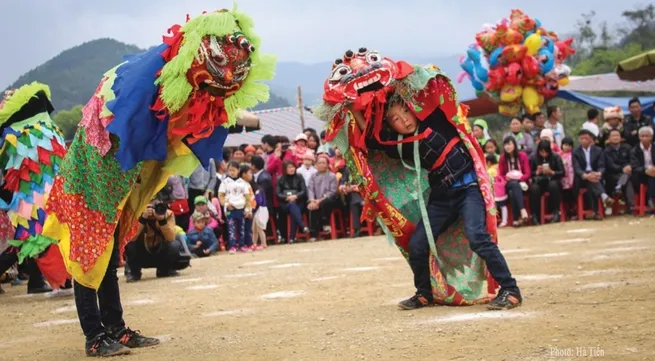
[314,49,499,305]
[0,83,69,288]
[42,7,275,290]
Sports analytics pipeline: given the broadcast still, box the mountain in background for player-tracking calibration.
[272,54,475,107]
[3,39,473,112]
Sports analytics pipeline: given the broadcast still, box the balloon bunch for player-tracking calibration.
[458,9,575,116]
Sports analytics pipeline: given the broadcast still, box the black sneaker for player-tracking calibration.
[27,285,53,294]
[487,289,522,310]
[398,294,434,310]
[110,327,160,349]
[85,333,131,357]
[125,272,141,283]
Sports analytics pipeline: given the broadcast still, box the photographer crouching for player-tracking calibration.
[124,188,190,282]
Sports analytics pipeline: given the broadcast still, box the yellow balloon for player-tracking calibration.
[498,103,521,116]
[500,85,522,102]
[524,33,542,55]
[522,86,540,114]
[558,77,570,86]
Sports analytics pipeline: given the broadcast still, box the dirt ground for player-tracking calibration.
[1,216,654,361]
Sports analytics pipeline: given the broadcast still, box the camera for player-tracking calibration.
[154,202,168,216]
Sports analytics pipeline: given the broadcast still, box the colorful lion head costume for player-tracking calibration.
[315,48,498,305]
[42,6,275,290]
[0,82,69,288]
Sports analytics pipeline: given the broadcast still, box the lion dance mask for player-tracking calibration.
[42,6,275,290]
[0,83,69,288]
[314,48,498,305]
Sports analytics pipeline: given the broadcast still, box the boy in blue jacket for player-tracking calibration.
[187,212,219,257]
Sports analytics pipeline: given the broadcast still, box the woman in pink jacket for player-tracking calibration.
[499,136,531,226]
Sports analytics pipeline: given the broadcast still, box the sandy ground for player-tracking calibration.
[1,216,654,361]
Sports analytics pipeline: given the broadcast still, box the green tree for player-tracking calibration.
[571,43,644,75]
[53,105,83,140]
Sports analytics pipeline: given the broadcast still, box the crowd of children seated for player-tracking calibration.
[482,98,655,228]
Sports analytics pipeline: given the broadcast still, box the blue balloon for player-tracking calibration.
[461,57,475,76]
[489,47,503,68]
[471,78,485,92]
[475,64,489,82]
[542,37,555,53]
[535,19,542,28]
[538,48,554,74]
[466,46,482,63]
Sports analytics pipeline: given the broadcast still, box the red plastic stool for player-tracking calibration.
[325,209,346,240]
[350,212,375,237]
[539,192,567,224]
[636,184,653,216]
[266,215,278,243]
[576,189,604,220]
[287,213,309,241]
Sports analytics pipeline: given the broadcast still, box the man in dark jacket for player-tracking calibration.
[603,129,635,211]
[624,97,654,147]
[573,130,612,219]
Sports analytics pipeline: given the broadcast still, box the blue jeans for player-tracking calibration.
[283,202,305,240]
[506,181,525,221]
[244,218,253,247]
[227,209,245,249]
[408,185,519,298]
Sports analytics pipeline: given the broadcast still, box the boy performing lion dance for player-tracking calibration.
[314,48,521,310]
[0,83,70,295]
[41,7,275,357]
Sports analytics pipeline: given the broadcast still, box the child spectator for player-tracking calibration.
[187,212,219,257]
[487,154,508,227]
[292,133,311,165]
[297,152,318,186]
[219,161,253,253]
[187,196,221,232]
[250,174,269,249]
[484,139,500,162]
[317,130,335,157]
[560,136,576,218]
[240,164,256,251]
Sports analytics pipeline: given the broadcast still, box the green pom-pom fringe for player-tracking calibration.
[155,4,276,128]
[0,82,52,127]
[8,235,58,264]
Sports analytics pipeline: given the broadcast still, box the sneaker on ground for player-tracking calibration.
[109,327,160,349]
[45,288,74,298]
[322,225,331,233]
[228,247,237,254]
[85,333,131,357]
[397,294,434,310]
[301,227,310,233]
[487,289,522,310]
[308,237,317,242]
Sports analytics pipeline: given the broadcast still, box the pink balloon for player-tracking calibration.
[457,71,470,83]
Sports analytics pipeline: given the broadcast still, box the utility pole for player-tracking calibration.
[297,85,305,131]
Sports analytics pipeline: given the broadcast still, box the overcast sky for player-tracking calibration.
[0,0,644,88]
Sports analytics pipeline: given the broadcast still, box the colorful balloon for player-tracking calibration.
[538,48,554,74]
[463,9,575,115]
[524,33,542,55]
[522,86,540,114]
[522,56,540,78]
